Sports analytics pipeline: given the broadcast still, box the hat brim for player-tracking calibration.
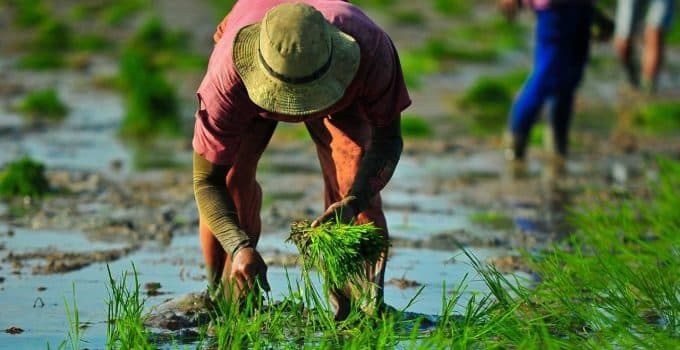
[233,22,360,116]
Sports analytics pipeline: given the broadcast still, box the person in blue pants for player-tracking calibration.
[499,0,594,168]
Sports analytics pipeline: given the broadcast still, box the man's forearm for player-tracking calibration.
[193,152,251,257]
[348,120,403,213]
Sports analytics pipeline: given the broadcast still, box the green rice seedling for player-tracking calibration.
[391,9,425,26]
[16,88,68,120]
[209,0,237,17]
[470,210,514,230]
[0,156,49,199]
[33,20,71,51]
[118,47,181,138]
[351,0,397,9]
[458,70,527,135]
[16,19,72,70]
[72,34,111,52]
[401,114,433,138]
[288,219,389,291]
[130,16,187,53]
[459,78,513,134]
[529,123,545,146]
[632,100,680,134]
[17,52,66,70]
[457,15,527,52]
[106,263,154,349]
[100,0,149,26]
[63,283,83,350]
[6,0,47,28]
[431,0,471,17]
[399,50,440,89]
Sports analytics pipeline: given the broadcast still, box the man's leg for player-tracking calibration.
[641,27,664,92]
[507,9,558,161]
[548,4,592,159]
[614,0,645,87]
[305,108,389,318]
[198,118,277,295]
[641,0,674,92]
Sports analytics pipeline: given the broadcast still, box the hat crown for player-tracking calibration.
[259,3,331,80]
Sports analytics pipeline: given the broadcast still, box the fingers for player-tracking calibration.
[312,200,348,227]
[257,268,271,292]
[230,260,270,295]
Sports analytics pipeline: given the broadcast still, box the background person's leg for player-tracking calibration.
[641,0,675,92]
[305,107,389,319]
[614,0,646,87]
[507,9,559,160]
[548,4,592,158]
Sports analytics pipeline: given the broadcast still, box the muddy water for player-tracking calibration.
[0,63,571,347]
[0,57,133,173]
[0,218,522,349]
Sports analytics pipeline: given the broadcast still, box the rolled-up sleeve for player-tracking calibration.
[192,71,255,165]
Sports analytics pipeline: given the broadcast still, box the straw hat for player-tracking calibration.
[233,2,360,115]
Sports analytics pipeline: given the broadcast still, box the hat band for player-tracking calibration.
[258,45,334,85]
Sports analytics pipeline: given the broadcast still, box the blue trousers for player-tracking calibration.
[509,4,593,156]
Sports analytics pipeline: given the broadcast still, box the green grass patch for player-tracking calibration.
[5,0,48,28]
[208,0,237,20]
[401,114,433,138]
[130,16,188,53]
[632,100,680,134]
[470,210,514,230]
[17,53,66,70]
[0,156,49,199]
[399,50,440,89]
[17,20,72,70]
[456,15,526,51]
[72,34,112,51]
[33,20,71,51]
[420,37,499,63]
[529,124,545,146]
[391,9,426,26]
[117,16,190,139]
[525,158,680,347]
[458,70,527,135]
[99,0,150,26]
[16,88,69,121]
[430,0,471,17]
[118,47,181,139]
[350,0,397,9]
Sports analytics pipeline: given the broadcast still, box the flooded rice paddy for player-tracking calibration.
[2,0,680,348]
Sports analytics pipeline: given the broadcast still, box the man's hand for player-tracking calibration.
[498,0,519,20]
[229,247,270,297]
[311,196,357,227]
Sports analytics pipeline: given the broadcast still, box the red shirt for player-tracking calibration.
[192,0,411,165]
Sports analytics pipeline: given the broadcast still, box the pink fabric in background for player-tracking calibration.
[524,0,594,10]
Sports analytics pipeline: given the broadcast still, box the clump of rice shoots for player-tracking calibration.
[288,220,389,290]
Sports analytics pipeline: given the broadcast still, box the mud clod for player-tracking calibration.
[5,326,24,335]
[3,245,139,274]
[387,277,422,289]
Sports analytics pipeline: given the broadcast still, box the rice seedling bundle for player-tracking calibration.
[288,220,389,289]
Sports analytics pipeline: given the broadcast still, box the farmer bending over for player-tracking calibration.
[192,0,410,321]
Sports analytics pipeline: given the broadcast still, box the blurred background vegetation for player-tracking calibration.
[0,0,678,169]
